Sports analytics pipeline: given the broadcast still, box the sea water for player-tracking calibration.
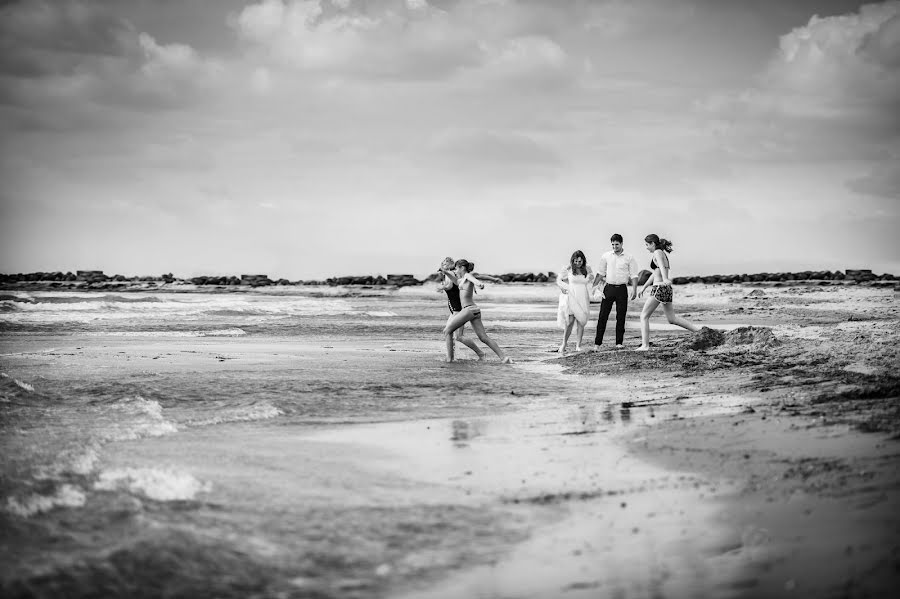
[0,286,747,598]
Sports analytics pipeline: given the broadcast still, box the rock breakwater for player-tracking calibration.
[0,268,896,291]
[671,269,894,284]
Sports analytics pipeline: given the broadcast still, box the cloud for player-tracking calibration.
[0,0,127,68]
[0,0,225,123]
[138,32,200,74]
[430,129,561,167]
[413,127,565,188]
[605,150,735,197]
[233,0,477,78]
[846,160,900,198]
[231,0,584,85]
[762,2,900,116]
[465,34,578,89]
[859,10,900,67]
[121,32,224,109]
[700,1,900,161]
[0,2,125,82]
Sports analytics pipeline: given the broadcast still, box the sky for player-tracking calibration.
[1,0,898,280]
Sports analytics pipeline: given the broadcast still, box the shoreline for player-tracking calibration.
[2,278,899,296]
[624,410,899,598]
[540,284,900,597]
[1,265,896,291]
[1,284,898,597]
[398,280,900,596]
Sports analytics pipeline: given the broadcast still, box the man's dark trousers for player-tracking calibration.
[595,284,629,345]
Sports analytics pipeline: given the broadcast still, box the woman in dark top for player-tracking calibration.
[441,259,511,363]
[636,234,702,351]
[438,257,484,360]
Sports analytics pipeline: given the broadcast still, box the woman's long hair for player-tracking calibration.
[569,250,588,276]
[644,234,673,253]
[454,259,474,272]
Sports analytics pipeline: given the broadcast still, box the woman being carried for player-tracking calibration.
[441,259,512,363]
[556,249,595,354]
[636,234,702,351]
[437,256,484,361]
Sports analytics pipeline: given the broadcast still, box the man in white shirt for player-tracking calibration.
[593,233,641,349]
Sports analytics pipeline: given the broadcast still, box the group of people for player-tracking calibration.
[437,234,702,362]
[555,233,702,354]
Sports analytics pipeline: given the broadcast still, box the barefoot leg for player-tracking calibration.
[637,296,659,351]
[456,324,485,358]
[444,330,455,361]
[662,303,701,332]
[470,317,507,361]
[443,311,474,361]
[560,315,574,354]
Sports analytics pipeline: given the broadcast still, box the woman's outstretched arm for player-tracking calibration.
[441,268,460,284]
[462,272,485,290]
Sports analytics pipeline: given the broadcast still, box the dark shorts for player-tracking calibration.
[651,284,673,304]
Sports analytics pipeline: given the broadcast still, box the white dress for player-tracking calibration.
[556,267,594,329]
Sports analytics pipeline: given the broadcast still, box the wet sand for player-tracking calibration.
[2,283,899,598]
[373,283,900,597]
[547,283,900,598]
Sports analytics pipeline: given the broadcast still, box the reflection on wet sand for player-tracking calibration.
[372,407,744,599]
[450,419,482,447]
[564,403,634,435]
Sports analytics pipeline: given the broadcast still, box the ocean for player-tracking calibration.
[1,286,740,598]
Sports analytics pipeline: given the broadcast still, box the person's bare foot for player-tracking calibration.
[476,351,486,361]
[634,345,649,352]
[501,356,513,364]
[558,344,567,355]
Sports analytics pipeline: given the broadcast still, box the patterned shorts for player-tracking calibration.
[651,284,673,304]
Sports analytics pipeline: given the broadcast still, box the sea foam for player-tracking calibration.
[94,467,211,501]
[6,484,87,517]
[187,402,283,427]
[0,372,35,392]
[36,445,101,479]
[83,329,247,337]
[99,396,178,442]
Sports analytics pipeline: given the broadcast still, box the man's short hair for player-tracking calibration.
[610,233,623,243]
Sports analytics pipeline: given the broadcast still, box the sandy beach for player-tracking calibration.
[5,0,900,596]
[1,282,898,598]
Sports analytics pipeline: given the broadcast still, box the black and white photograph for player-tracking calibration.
[1,1,899,597]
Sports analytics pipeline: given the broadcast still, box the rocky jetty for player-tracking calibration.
[670,269,895,284]
[0,269,896,291]
[324,274,420,287]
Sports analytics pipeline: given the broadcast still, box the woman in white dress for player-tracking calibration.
[556,250,595,354]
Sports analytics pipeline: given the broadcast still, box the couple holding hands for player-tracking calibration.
[557,233,701,354]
